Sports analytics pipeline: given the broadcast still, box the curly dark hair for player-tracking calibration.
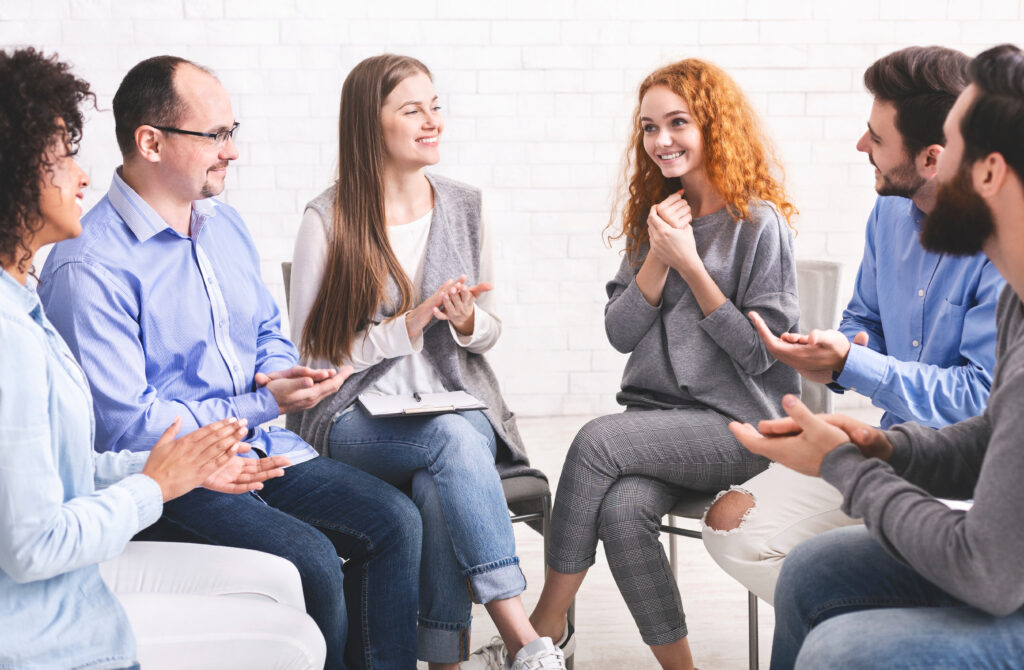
[0,48,94,273]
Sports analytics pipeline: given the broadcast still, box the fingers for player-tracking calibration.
[253,372,270,387]
[757,416,802,436]
[748,311,781,349]
[154,416,184,448]
[778,394,825,433]
[852,331,870,347]
[468,282,493,296]
[729,421,773,457]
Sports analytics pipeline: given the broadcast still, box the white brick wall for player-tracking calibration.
[5,0,1020,418]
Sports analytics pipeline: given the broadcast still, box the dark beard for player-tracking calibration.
[920,166,995,256]
[875,158,927,198]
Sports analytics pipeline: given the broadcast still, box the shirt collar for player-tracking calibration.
[0,267,42,318]
[107,168,217,242]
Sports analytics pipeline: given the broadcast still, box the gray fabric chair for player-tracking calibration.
[659,258,843,670]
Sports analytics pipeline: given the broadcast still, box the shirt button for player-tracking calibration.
[912,339,920,347]
[918,289,925,297]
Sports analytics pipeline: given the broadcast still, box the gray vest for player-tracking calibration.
[286,172,542,481]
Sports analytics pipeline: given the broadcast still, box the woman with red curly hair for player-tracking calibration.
[468,59,800,670]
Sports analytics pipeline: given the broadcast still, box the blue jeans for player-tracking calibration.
[329,406,525,663]
[772,525,1024,670]
[134,456,420,670]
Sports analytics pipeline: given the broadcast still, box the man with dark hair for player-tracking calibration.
[39,56,420,669]
[734,43,1024,668]
[702,45,1005,604]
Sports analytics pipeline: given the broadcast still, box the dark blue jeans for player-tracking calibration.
[772,525,1024,669]
[135,456,420,669]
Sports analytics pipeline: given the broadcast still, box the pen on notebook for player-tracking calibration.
[413,392,422,402]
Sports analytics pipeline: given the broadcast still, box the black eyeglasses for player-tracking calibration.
[150,121,239,145]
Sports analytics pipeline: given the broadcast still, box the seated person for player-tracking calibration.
[38,54,421,669]
[0,47,321,670]
[469,58,800,670]
[703,45,1004,604]
[732,43,1024,669]
[289,54,561,670]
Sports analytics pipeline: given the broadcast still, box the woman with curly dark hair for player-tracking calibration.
[0,48,324,669]
[468,59,800,670]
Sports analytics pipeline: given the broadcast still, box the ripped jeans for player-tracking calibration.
[701,463,861,604]
[547,406,768,646]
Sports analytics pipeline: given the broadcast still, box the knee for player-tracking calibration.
[795,617,868,670]
[427,416,493,466]
[704,490,755,532]
[566,416,614,467]
[596,483,660,544]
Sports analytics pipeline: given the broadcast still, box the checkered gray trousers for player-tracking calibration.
[547,406,769,646]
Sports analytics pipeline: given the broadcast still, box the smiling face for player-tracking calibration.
[855,99,928,198]
[157,64,239,201]
[640,84,705,180]
[380,71,442,171]
[36,124,90,246]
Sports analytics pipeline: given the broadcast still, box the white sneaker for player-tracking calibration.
[509,637,566,670]
[553,619,575,660]
[461,636,506,670]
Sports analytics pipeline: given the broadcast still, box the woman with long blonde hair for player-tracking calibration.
[289,54,564,670]
[469,58,800,670]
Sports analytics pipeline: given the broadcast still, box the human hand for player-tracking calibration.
[749,311,868,384]
[647,192,700,277]
[756,412,893,462]
[433,281,493,336]
[142,417,249,502]
[254,365,335,386]
[729,394,853,477]
[262,365,353,415]
[406,275,486,339]
[202,453,291,494]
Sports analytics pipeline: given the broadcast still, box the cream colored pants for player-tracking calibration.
[701,463,862,605]
[100,541,326,670]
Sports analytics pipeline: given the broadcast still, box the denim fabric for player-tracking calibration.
[0,270,162,670]
[772,526,1024,670]
[328,407,524,663]
[135,456,420,670]
[39,169,315,462]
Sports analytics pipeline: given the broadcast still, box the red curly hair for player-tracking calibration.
[610,58,797,262]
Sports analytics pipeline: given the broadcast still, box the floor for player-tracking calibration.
[422,409,882,670]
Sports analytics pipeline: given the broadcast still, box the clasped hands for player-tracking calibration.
[254,364,353,415]
[729,394,894,477]
[647,190,701,278]
[405,274,493,339]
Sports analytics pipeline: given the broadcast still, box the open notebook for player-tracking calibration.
[356,391,487,418]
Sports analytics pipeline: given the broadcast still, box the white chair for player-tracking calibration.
[659,258,843,670]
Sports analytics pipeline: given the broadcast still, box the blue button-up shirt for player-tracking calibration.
[835,196,1004,429]
[0,269,161,670]
[39,170,316,463]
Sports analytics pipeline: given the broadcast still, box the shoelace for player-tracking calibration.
[466,637,506,670]
[514,649,566,670]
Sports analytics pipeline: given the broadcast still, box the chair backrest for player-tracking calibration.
[281,261,292,314]
[795,259,843,414]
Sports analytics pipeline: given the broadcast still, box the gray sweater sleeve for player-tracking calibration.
[604,251,662,354]
[820,373,1024,615]
[698,208,799,376]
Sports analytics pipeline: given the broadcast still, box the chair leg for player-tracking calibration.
[748,591,759,670]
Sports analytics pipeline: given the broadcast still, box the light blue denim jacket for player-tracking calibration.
[0,269,162,670]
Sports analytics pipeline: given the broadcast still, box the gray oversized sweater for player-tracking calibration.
[606,203,800,424]
[822,285,1024,616]
[286,173,542,481]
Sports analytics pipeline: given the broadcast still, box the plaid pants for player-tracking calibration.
[547,406,768,645]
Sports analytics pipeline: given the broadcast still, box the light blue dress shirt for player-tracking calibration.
[834,196,1004,429]
[39,170,316,463]
[0,269,162,670]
